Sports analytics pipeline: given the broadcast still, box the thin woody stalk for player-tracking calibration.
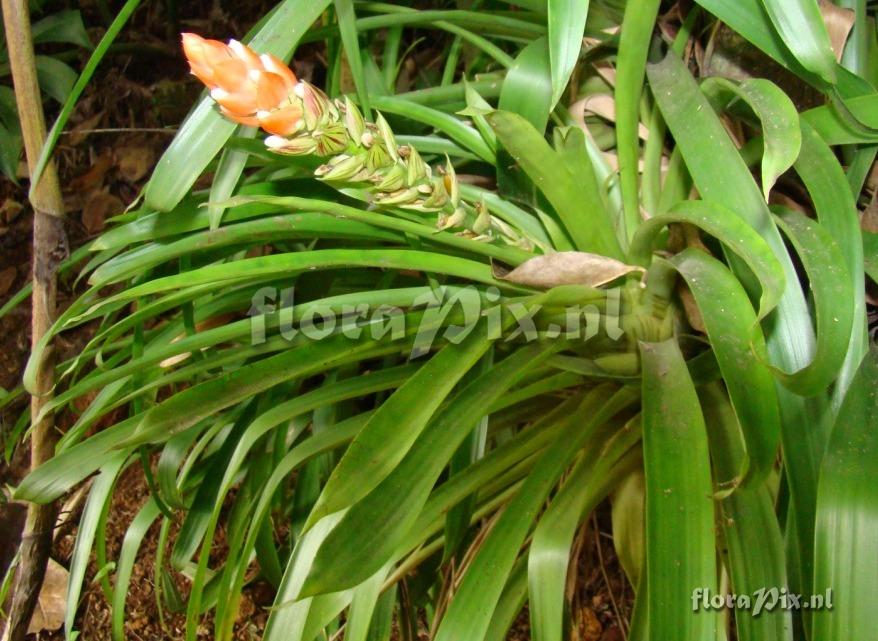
[0,1,68,640]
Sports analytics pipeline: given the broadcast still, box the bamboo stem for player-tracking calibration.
[1,0,68,639]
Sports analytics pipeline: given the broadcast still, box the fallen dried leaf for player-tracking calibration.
[82,189,123,234]
[495,252,642,289]
[0,266,17,296]
[69,150,114,193]
[27,557,68,634]
[571,94,650,141]
[0,198,24,224]
[117,146,155,183]
[68,112,103,147]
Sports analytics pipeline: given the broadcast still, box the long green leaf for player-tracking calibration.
[304,321,498,530]
[760,0,837,85]
[528,419,641,641]
[640,338,717,640]
[487,110,623,258]
[29,0,142,194]
[433,386,637,641]
[335,0,371,118]
[794,120,867,407]
[65,453,129,638]
[499,37,553,133]
[669,249,780,487]
[547,0,588,108]
[701,77,801,200]
[700,384,791,641]
[649,53,828,588]
[770,209,855,395]
[111,498,161,640]
[300,342,557,595]
[615,0,661,242]
[813,348,878,640]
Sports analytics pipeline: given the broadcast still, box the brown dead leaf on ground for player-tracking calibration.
[0,266,17,296]
[67,112,104,147]
[0,198,23,224]
[27,557,68,634]
[68,150,114,194]
[117,146,155,183]
[82,189,123,234]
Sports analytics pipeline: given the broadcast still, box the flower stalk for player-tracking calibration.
[182,33,527,247]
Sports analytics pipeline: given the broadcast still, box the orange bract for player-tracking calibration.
[181,33,303,136]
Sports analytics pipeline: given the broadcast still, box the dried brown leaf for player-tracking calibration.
[27,558,68,634]
[820,0,855,62]
[0,198,24,224]
[0,266,17,296]
[495,252,642,289]
[117,146,155,183]
[82,189,122,234]
[67,112,103,147]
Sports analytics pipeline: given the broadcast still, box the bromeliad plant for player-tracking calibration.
[5,1,878,641]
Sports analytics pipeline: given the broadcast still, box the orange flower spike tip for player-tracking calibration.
[181,33,304,136]
[260,53,298,92]
[181,33,231,89]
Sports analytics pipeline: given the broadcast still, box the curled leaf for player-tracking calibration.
[494,251,642,289]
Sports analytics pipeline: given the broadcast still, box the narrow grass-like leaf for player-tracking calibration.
[760,0,837,85]
[433,386,637,641]
[111,498,161,640]
[304,322,498,530]
[128,326,424,447]
[529,418,641,641]
[215,412,373,640]
[640,338,717,641]
[29,0,142,194]
[547,0,589,108]
[487,110,623,258]
[369,95,495,163]
[207,126,257,230]
[813,348,878,640]
[668,249,780,487]
[771,209,854,395]
[14,416,139,503]
[335,0,371,118]
[84,250,508,313]
[343,569,387,641]
[702,77,801,200]
[182,367,417,625]
[89,214,402,286]
[485,556,528,641]
[700,384,792,641]
[300,342,558,595]
[629,199,785,320]
[615,0,661,242]
[65,453,129,638]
